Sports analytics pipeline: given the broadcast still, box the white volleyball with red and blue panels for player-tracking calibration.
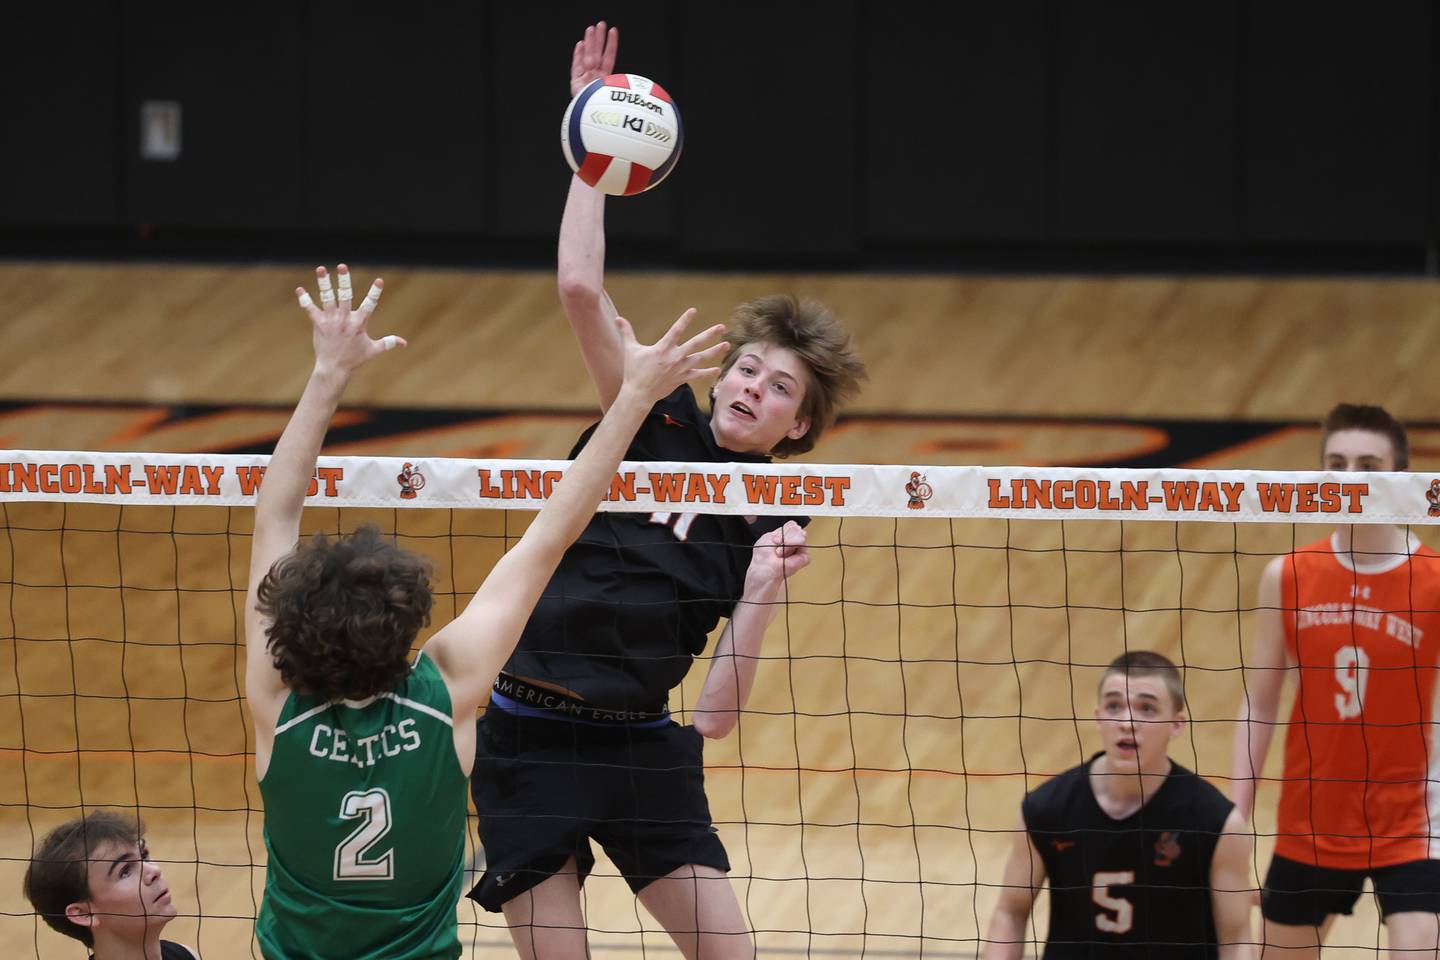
[561,73,682,196]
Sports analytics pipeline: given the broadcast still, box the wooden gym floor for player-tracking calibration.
[3,262,1440,958]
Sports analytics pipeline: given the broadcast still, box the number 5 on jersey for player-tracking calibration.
[1093,871,1134,934]
[334,788,394,881]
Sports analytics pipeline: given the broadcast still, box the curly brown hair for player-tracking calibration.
[715,295,867,458]
[256,525,433,702]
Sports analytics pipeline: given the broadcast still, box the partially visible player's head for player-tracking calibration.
[1094,651,1186,771]
[710,295,866,458]
[23,810,176,950]
[1321,403,1408,472]
[256,524,433,702]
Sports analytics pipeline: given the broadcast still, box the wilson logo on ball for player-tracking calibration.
[609,90,664,114]
[562,73,683,196]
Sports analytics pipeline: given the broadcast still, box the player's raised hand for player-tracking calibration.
[570,21,618,97]
[615,309,727,404]
[747,521,810,588]
[295,264,405,375]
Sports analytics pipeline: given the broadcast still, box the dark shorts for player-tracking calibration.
[467,704,730,912]
[1262,854,1440,925]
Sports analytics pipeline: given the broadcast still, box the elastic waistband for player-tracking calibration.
[490,674,670,727]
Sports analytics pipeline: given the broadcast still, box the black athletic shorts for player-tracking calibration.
[1262,854,1440,925]
[467,704,730,912]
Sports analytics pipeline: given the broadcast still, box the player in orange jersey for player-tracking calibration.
[1232,404,1440,959]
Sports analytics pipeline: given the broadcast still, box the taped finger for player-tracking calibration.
[338,271,353,302]
[317,271,336,307]
[297,290,316,310]
[361,281,383,311]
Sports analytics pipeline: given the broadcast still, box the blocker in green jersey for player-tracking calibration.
[255,652,466,959]
[242,264,727,959]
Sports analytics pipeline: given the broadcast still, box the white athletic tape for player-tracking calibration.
[297,291,315,309]
[317,272,335,306]
[338,272,353,300]
[380,335,400,351]
[362,282,383,309]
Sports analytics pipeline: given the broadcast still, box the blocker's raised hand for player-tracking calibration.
[295,264,405,375]
[614,308,727,404]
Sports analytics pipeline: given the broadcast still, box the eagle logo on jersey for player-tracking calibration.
[1427,479,1440,517]
[397,462,426,500]
[905,471,934,510]
[1153,831,1182,866]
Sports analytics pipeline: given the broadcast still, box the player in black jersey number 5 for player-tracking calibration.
[984,652,1254,960]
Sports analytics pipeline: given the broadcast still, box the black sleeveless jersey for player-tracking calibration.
[504,386,805,710]
[1022,755,1234,960]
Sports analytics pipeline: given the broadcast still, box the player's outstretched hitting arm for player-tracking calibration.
[424,309,728,717]
[981,818,1047,960]
[1230,557,1290,822]
[558,21,625,410]
[693,521,810,738]
[244,266,402,736]
[1210,808,1257,960]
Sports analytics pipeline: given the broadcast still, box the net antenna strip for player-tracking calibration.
[0,450,1434,525]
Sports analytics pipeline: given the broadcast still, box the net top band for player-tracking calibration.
[1,449,1436,524]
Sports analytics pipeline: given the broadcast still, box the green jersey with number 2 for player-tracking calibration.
[256,653,466,960]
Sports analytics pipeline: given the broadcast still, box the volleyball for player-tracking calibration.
[561,73,683,196]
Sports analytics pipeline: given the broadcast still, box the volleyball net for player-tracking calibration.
[2,450,1434,958]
